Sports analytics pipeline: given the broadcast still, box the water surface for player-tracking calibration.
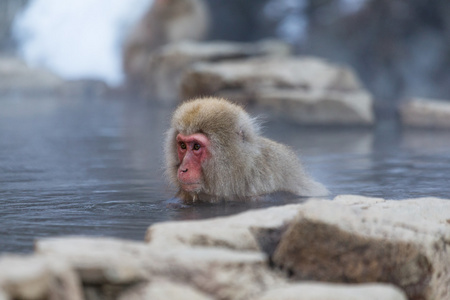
[1,95,450,253]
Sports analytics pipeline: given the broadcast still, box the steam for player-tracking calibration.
[13,0,153,86]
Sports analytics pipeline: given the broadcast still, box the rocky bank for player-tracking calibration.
[2,195,450,300]
[140,40,375,126]
[400,98,450,129]
[0,56,109,98]
[180,56,374,126]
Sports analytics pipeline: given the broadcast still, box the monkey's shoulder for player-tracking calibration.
[257,137,298,157]
[256,137,328,197]
[252,137,303,172]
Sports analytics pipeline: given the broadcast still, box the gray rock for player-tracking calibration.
[146,203,303,251]
[36,237,283,300]
[180,57,374,125]
[37,237,152,300]
[36,237,150,285]
[0,291,8,300]
[146,196,450,299]
[145,39,291,102]
[0,255,83,300]
[147,246,283,300]
[272,196,450,300]
[254,282,407,300]
[400,98,450,129]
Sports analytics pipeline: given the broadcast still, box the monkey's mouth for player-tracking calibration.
[179,182,202,192]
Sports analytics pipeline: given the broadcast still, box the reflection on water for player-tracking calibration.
[1,96,450,253]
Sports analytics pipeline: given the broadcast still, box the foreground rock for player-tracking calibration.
[36,238,150,285]
[400,98,450,129]
[272,196,450,300]
[180,57,374,125]
[2,195,450,299]
[36,237,282,300]
[147,195,450,300]
[145,203,302,251]
[0,255,82,300]
[144,40,291,102]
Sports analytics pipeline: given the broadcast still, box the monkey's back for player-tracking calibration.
[252,137,328,197]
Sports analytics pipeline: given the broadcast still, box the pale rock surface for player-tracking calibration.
[118,279,214,300]
[180,57,374,125]
[254,282,407,300]
[146,203,304,251]
[0,255,83,300]
[36,237,283,300]
[36,237,150,285]
[146,196,450,299]
[400,98,450,128]
[273,196,450,300]
[147,247,283,300]
[145,39,291,101]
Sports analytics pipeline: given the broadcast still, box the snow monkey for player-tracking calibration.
[165,97,328,203]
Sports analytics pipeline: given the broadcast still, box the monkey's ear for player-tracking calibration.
[237,128,247,142]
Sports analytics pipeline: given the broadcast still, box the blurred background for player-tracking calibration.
[2,0,450,115]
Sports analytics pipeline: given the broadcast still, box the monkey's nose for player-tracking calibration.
[181,168,188,173]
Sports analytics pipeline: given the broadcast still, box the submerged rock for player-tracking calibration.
[180,57,374,125]
[144,39,291,102]
[400,98,450,129]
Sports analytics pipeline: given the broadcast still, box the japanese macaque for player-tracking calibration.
[165,97,328,203]
[122,0,209,83]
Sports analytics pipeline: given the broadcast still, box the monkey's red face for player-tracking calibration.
[176,133,210,192]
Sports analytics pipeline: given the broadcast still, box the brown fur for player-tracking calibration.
[165,97,328,203]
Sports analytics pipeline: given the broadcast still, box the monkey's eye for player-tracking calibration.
[179,142,187,150]
[193,143,201,150]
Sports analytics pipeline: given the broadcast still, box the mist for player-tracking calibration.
[13,0,152,86]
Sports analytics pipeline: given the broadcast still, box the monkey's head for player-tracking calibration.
[165,97,259,202]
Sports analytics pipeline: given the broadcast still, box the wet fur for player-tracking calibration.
[165,97,328,203]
